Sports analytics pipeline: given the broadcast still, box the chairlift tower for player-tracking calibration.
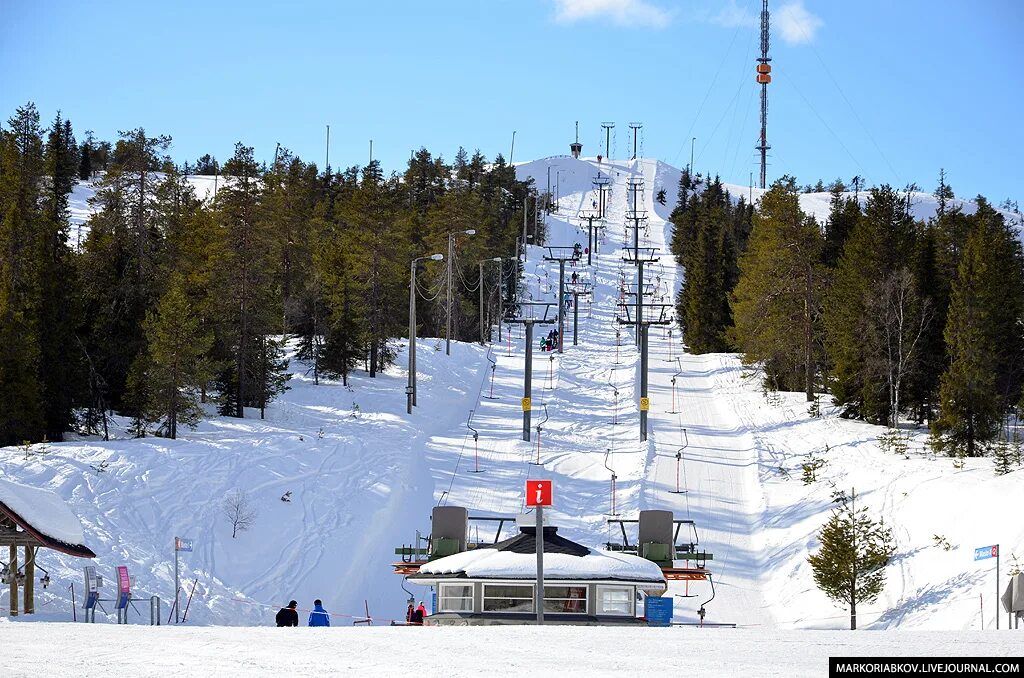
[601,122,615,160]
[505,303,556,441]
[543,247,582,353]
[628,122,642,160]
[592,174,610,219]
[617,303,673,441]
[623,246,660,348]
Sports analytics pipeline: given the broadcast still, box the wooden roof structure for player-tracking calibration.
[0,497,96,558]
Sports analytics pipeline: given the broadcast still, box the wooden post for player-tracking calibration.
[24,546,34,614]
[9,545,18,616]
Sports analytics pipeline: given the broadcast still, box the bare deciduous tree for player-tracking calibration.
[867,269,931,428]
[222,489,258,538]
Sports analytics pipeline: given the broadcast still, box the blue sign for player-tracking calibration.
[644,596,673,627]
[175,537,193,552]
[975,545,998,561]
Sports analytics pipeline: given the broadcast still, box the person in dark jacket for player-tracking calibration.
[308,599,330,627]
[276,600,299,627]
[406,602,415,624]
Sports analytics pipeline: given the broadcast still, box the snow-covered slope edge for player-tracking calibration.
[0,339,489,625]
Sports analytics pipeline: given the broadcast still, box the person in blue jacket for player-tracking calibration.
[308,599,330,627]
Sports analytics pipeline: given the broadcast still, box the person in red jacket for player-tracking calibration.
[411,601,427,625]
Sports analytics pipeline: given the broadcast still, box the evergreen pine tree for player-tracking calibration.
[78,139,92,180]
[730,178,824,398]
[212,143,288,416]
[78,129,170,408]
[0,103,46,445]
[673,178,732,353]
[822,188,861,268]
[142,279,216,438]
[933,201,1024,456]
[38,111,82,440]
[824,186,917,422]
[808,491,895,630]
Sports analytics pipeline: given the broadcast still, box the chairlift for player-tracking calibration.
[466,409,483,473]
[530,404,550,466]
[668,358,683,414]
[603,448,619,516]
[483,349,499,399]
[671,428,689,495]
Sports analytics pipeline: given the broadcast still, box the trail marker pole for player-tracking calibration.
[975,544,1000,629]
[174,538,179,623]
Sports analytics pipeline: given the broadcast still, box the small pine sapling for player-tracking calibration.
[808,490,895,630]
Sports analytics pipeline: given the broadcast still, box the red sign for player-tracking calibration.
[526,480,552,507]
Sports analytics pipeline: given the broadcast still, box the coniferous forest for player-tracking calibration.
[5,99,1023,464]
[0,102,541,446]
[672,169,1024,461]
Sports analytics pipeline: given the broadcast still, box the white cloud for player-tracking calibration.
[775,1,824,45]
[708,0,756,29]
[552,0,672,29]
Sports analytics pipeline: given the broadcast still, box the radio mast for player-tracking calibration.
[755,0,772,189]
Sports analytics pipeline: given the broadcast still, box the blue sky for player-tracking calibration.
[3,0,1022,202]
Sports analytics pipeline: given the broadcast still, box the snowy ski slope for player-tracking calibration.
[1,156,1021,633]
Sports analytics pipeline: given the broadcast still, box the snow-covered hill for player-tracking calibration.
[3,156,1021,633]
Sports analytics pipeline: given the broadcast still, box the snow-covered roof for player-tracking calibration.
[0,477,94,557]
[411,527,666,588]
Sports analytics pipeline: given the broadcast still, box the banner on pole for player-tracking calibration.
[175,537,193,552]
[975,545,998,561]
[116,565,131,609]
[83,565,100,610]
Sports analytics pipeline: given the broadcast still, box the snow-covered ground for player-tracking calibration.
[2,156,1022,643]
[1,623,1020,678]
[68,174,221,247]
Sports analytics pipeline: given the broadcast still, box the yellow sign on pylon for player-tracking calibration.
[522,397,532,412]
[639,397,650,411]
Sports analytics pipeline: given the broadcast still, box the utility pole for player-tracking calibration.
[409,254,444,413]
[555,171,562,212]
[756,0,772,189]
[543,247,581,353]
[510,130,516,165]
[628,122,642,160]
[325,125,330,175]
[507,304,555,441]
[601,122,615,159]
[546,166,552,211]
[478,257,503,345]
[523,194,530,260]
[369,139,373,164]
[446,230,476,355]
[689,137,696,175]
